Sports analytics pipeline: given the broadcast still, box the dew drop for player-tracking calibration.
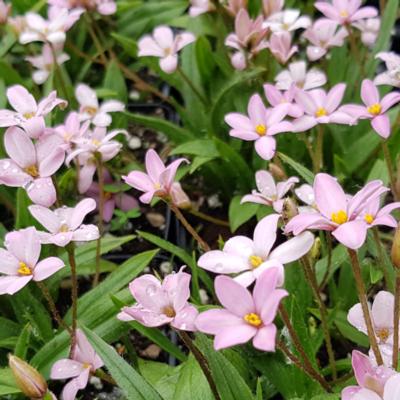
[146,284,157,296]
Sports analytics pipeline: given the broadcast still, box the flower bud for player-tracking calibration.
[170,182,191,209]
[9,354,48,399]
[281,197,298,224]
[391,225,400,269]
[310,237,321,261]
[268,163,286,181]
[231,52,247,71]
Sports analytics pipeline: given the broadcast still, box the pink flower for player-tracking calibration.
[198,213,314,287]
[314,0,378,26]
[262,0,283,18]
[26,44,70,85]
[75,84,125,127]
[225,94,292,160]
[117,268,198,331]
[48,0,117,15]
[275,61,327,91]
[285,173,389,249]
[263,83,304,118]
[359,197,400,228]
[340,79,400,139]
[303,18,348,61]
[28,198,100,247]
[268,32,298,64]
[53,112,90,150]
[225,0,247,16]
[293,83,354,131]
[341,350,400,400]
[195,267,288,351]
[189,0,215,17]
[51,329,104,400]
[353,17,380,48]
[138,26,195,74]
[0,85,66,138]
[241,170,299,213]
[0,0,11,24]
[0,227,65,295]
[86,169,138,222]
[264,9,311,33]
[295,183,318,213]
[123,149,188,204]
[19,8,83,45]
[0,127,65,207]
[374,52,400,88]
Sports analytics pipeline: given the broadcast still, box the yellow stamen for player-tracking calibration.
[154,182,162,190]
[23,112,35,119]
[17,261,32,276]
[249,255,263,269]
[244,313,262,327]
[83,106,98,116]
[59,224,69,233]
[367,103,382,116]
[255,124,267,136]
[82,363,91,369]
[162,305,176,318]
[24,165,39,178]
[340,10,349,18]
[331,210,348,225]
[376,328,390,343]
[91,139,101,146]
[315,107,327,117]
[364,214,374,224]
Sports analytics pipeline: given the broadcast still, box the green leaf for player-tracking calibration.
[82,326,163,400]
[111,32,137,57]
[334,310,369,347]
[14,323,31,360]
[15,188,37,229]
[103,60,128,102]
[0,317,21,341]
[228,195,259,232]
[171,139,219,158]
[195,36,216,85]
[195,334,254,400]
[278,152,315,184]
[0,369,20,396]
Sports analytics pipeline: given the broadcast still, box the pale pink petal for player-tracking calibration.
[348,303,368,335]
[92,112,112,127]
[163,270,191,311]
[252,324,277,351]
[371,114,391,139]
[0,276,33,295]
[292,115,317,132]
[253,213,280,258]
[254,136,276,160]
[213,324,257,350]
[325,83,346,113]
[384,375,400,400]
[263,84,283,106]
[153,26,174,49]
[224,236,254,259]
[123,171,154,192]
[350,7,378,22]
[100,100,125,113]
[21,116,46,138]
[27,177,57,207]
[160,158,188,189]
[361,79,380,106]
[4,127,36,168]
[7,85,37,114]
[71,225,99,242]
[332,220,368,249]
[33,257,65,281]
[175,32,196,52]
[28,205,60,233]
[51,359,85,379]
[50,231,74,247]
[314,2,339,20]
[0,249,19,275]
[195,309,244,334]
[6,227,40,267]
[225,113,255,132]
[233,271,257,287]
[285,212,334,235]
[75,84,98,109]
[171,304,198,331]
[198,250,249,274]
[69,198,96,230]
[160,55,178,74]
[372,291,394,330]
[380,92,400,113]
[248,94,267,126]
[79,163,97,194]
[138,36,164,57]
[61,368,90,400]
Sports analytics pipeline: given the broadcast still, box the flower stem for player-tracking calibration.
[177,66,208,107]
[93,155,104,287]
[36,281,71,334]
[276,340,332,392]
[49,42,70,103]
[393,271,400,369]
[314,125,324,173]
[300,256,337,380]
[382,141,398,201]
[372,227,391,290]
[170,203,210,252]
[66,243,78,358]
[178,331,221,400]
[346,26,365,76]
[347,248,383,365]
[84,13,108,65]
[319,232,333,291]
[188,208,230,227]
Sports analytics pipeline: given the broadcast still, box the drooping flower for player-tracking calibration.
[0,127,65,207]
[225,9,269,70]
[118,268,198,331]
[189,0,216,17]
[374,52,400,88]
[123,149,188,204]
[19,8,83,45]
[341,350,400,400]
[138,26,196,74]
[86,169,138,222]
[285,173,389,249]
[353,17,380,48]
[196,267,288,351]
[26,44,70,85]
[0,227,65,295]
[314,0,378,26]
[28,198,100,247]
[0,85,66,138]
[263,83,304,118]
[262,0,283,18]
[225,94,292,160]
[198,213,314,287]
[48,0,117,15]
[51,329,104,400]
[264,9,311,33]
[268,31,298,64]
[241,170,299,213]
[303,18,348,61]
[275,61,327,91]
[292,83,354,132]
[340,79,400,139]
[75,84,125,127]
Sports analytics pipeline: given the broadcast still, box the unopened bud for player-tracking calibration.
[231,52,247,71]
[9,354,48,399]
[391,225,400,269]
[281,197,298,224]
[269,163,286,181]
[170,183,191,209]
[309,237,321,261]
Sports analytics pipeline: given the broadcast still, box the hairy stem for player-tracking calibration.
[189,208,230,227]
[319,232,333,291]
[314,125,324,173]
[67,244,78,357]
[382,141,398,201]
[49,42,70,103]
[178,331,221,400]
[372,227,391,290]
[347,249,383,365]
[346,26,365,76]
[93,156,104,287]
[393,272,400,369]
[84,13,108,64]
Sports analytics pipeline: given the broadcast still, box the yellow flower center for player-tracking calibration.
[82,362,91,369]
[59,224,69,232]
[331,210,348,225]
[244,313,262,327]
[162,305,176,318]
[23,112,35,119]
[17,261,32,276]
[315,107,327,117]
[24,165,39,178]
[83,106,98,116]
[255,124,267,136]
[367,103,382,116]
[249,255,263,269]
[376,328,390,343]
[340,10,349,17]
[154,182,162,190]
[364,214,374,224]
[92,139,101,147]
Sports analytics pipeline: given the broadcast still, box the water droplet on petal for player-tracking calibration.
[146,284,157,296]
